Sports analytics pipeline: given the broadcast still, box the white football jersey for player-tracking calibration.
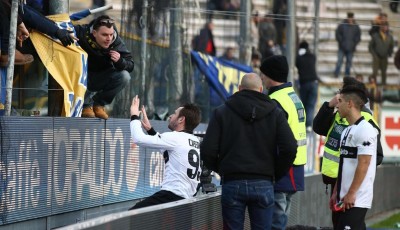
[338,118,378,208]
[130,120,201,198]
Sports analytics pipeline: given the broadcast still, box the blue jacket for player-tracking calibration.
[21,5,59,37]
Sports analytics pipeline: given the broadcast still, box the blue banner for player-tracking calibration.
[191,51,252,106]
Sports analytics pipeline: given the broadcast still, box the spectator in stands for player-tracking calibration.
[272,0,287,55]
[73,15,133,119]
[258,13,277,59]
[129,95,201,209]
[313,76,383,229]
[207,0,239,12]
[355,73,364,83]
[132,0,170,42]
[92,0,105,8]
[250,12,260,53]
[1,1,75,66]
[201,73,297,230]
[334,12,361,78]
[206,0,239,20]
[218,47,238,62]
[24,13,131,119]
[390,0,399,13]
[330,84,378,230]
[0,0,34,66]
[91,0,106,18]
[394,48,400,70]
[260,55,307,230]
[367,75,382,109]
[251,48,262,74]
[368,22,394,85]
[192,22,216,56]
[296,41,318,129]
[26,0,48,14]
[369,12,388,36]
[149,0,170,42]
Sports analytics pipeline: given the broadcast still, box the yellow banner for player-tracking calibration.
[30,14,87,117]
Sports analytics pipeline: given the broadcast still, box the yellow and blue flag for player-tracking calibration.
[30,13,87,117]
[191,51,252,106]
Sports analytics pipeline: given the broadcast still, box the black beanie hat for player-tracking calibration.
[260,55,289,83]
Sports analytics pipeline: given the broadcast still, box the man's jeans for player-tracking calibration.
[334,49,354,77]
[84,69,131,107]
[299,80,318,127]
[272,191,295,230]
[221,179,274,230]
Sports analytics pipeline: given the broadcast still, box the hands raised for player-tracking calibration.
[131,96,153,131]
[140,106,152,131]
[130,95,140,116]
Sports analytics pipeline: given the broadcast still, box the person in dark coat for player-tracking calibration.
[296,41,318,128]
[192,22,216,56]
[74,15,134,119]
[27,13,134,118]
[368,22,394,85]
[394,48,400,70]
[272,0,287,54]
[201,73,297,230]
[390,0,399,13]
[0,1,34,66]
[334,12,361,78]
[258,14,277,59]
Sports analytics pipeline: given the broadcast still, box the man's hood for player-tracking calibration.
[225,90,277,122]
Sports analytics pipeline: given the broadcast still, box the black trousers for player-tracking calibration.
[335,207,368,230]
[322,174,339,229]
[129,190,184,210]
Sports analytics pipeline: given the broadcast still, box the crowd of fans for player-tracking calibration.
[2,0,399,119]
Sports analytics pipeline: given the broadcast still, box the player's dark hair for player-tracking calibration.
[179,104,201,132]
[342,76,366,91]
[340,85,368,110]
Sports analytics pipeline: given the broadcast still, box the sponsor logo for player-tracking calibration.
[362,141,371,146]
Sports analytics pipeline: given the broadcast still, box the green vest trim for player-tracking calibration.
[321,110,379,178]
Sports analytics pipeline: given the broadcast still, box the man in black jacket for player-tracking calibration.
[76,15,134,119]
[19,12,133,119]
[296,41,319,128]
[201,73,297,230]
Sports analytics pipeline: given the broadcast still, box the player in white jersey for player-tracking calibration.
[330,85,378,230]
[129,95,202,209]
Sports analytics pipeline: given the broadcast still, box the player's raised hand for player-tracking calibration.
[130,95,140,116]
[140,106,152,131]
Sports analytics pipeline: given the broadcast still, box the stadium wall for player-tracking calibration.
[0,117,399,229]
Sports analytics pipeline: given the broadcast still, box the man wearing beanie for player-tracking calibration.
[260,55,307,230]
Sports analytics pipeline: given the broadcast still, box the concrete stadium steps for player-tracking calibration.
[184,0,270,57]
[69,0,123,25]
[296,0,399,85]
[68,0,399,85]
[297,0,382,15]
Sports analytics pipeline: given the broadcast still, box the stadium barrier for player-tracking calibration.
[0,117,399,229]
